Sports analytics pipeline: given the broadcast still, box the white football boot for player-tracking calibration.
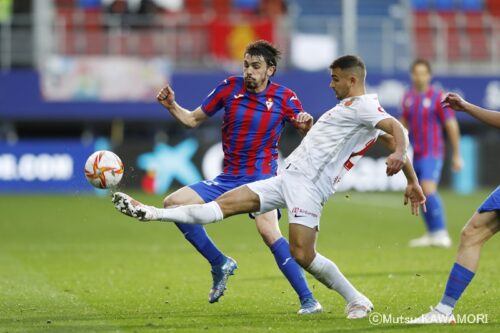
[112,192,159,221]
[345,295,373,319]
[408,307,456,324]
[409,232,452,248]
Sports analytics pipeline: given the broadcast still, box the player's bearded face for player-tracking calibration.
[243,54,273,92]
[330,68,350,100]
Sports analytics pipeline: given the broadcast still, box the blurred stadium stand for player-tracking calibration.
[1,0,499,72]
[0,0,499,193]
[411,0,500,69]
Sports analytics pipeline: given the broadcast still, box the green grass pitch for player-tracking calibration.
[0,189,498,332]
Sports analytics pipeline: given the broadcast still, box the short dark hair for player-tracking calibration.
[411,59,432,74]
[330,55,366,72]
[244,40,281,68]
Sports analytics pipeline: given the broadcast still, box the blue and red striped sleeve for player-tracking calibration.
[435,91,455,124]
[201,77,235,117]
[283,89,305,122]
[401,91,411,123]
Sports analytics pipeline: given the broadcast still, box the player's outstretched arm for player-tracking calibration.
[442,92,500,129]
[157,85,208,128]
[375,118,409,176]
[444,118,463,171]
[378,133,427,215]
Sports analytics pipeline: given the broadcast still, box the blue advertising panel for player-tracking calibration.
[0,140,95,193]
[1,70,498,122]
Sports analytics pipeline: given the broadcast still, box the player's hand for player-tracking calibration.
[157,85,176,108]
[452,153,463,172]
[385,151,406,176]
[441,92,467,112]
[404,182,426,216]
[291,112,314,132]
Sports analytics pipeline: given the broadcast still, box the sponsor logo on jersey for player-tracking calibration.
[234,93,245,99]
[290,95,298,101]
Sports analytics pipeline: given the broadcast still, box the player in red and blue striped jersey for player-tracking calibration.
[401,59,463,248]
[155,40,321,314]
[201,75,303,176]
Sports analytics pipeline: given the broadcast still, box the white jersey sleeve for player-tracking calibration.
[356,96,393,128]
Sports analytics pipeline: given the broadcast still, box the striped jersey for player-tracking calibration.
[201,76,303,176]
[286,94,392,200]
[401,86,455,160]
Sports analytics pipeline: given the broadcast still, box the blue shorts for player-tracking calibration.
[189,173,281,220]
[478,186,500,213]
[413,157,444,183]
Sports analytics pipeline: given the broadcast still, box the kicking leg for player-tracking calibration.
[254,211,320,314]
[112,185,260,223]
[288,223,372,319]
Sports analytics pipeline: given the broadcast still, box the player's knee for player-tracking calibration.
[422,187,436,196]
[255,214,281,246]
[163,195,181,208]
[258,228,281,247]
[290,245,313,268]
[460,220,482,247]
[421,183,437,196]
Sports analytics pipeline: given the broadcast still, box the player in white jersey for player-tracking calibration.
[112,55,427,319]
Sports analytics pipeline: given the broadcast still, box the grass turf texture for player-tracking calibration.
[0,190,498,333]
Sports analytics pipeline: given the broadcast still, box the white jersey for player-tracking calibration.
[285,94,393,200]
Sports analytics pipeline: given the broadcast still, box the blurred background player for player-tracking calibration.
[155,40,321,314]
[401,59,463,248]
[410,92,500,324]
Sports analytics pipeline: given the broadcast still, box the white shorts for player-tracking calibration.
[247,169,324,229]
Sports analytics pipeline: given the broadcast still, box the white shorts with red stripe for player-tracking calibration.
[247,168,324,229]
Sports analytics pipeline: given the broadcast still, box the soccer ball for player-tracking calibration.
[84,150,124,189]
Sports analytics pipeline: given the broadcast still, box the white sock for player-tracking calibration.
[156,201,224,224]
[435,302,454,316]
[430,230,449,238]
[306,253,362,303]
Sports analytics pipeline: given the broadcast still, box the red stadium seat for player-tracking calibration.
[212,0,232,16]
[436,11,462,61]
[413,11,436,60]
[486,0,500,16]
[464,12,488,61]
[56,8,77,54]
[184,0,204,14]
[55,0,76,8]
[83,9,104,55]
[137,31,155,58]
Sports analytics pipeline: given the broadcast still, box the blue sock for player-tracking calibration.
[175,223,226,267]
[440,263,475,309]
[422,192,446,232]
[270,237,313,302]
